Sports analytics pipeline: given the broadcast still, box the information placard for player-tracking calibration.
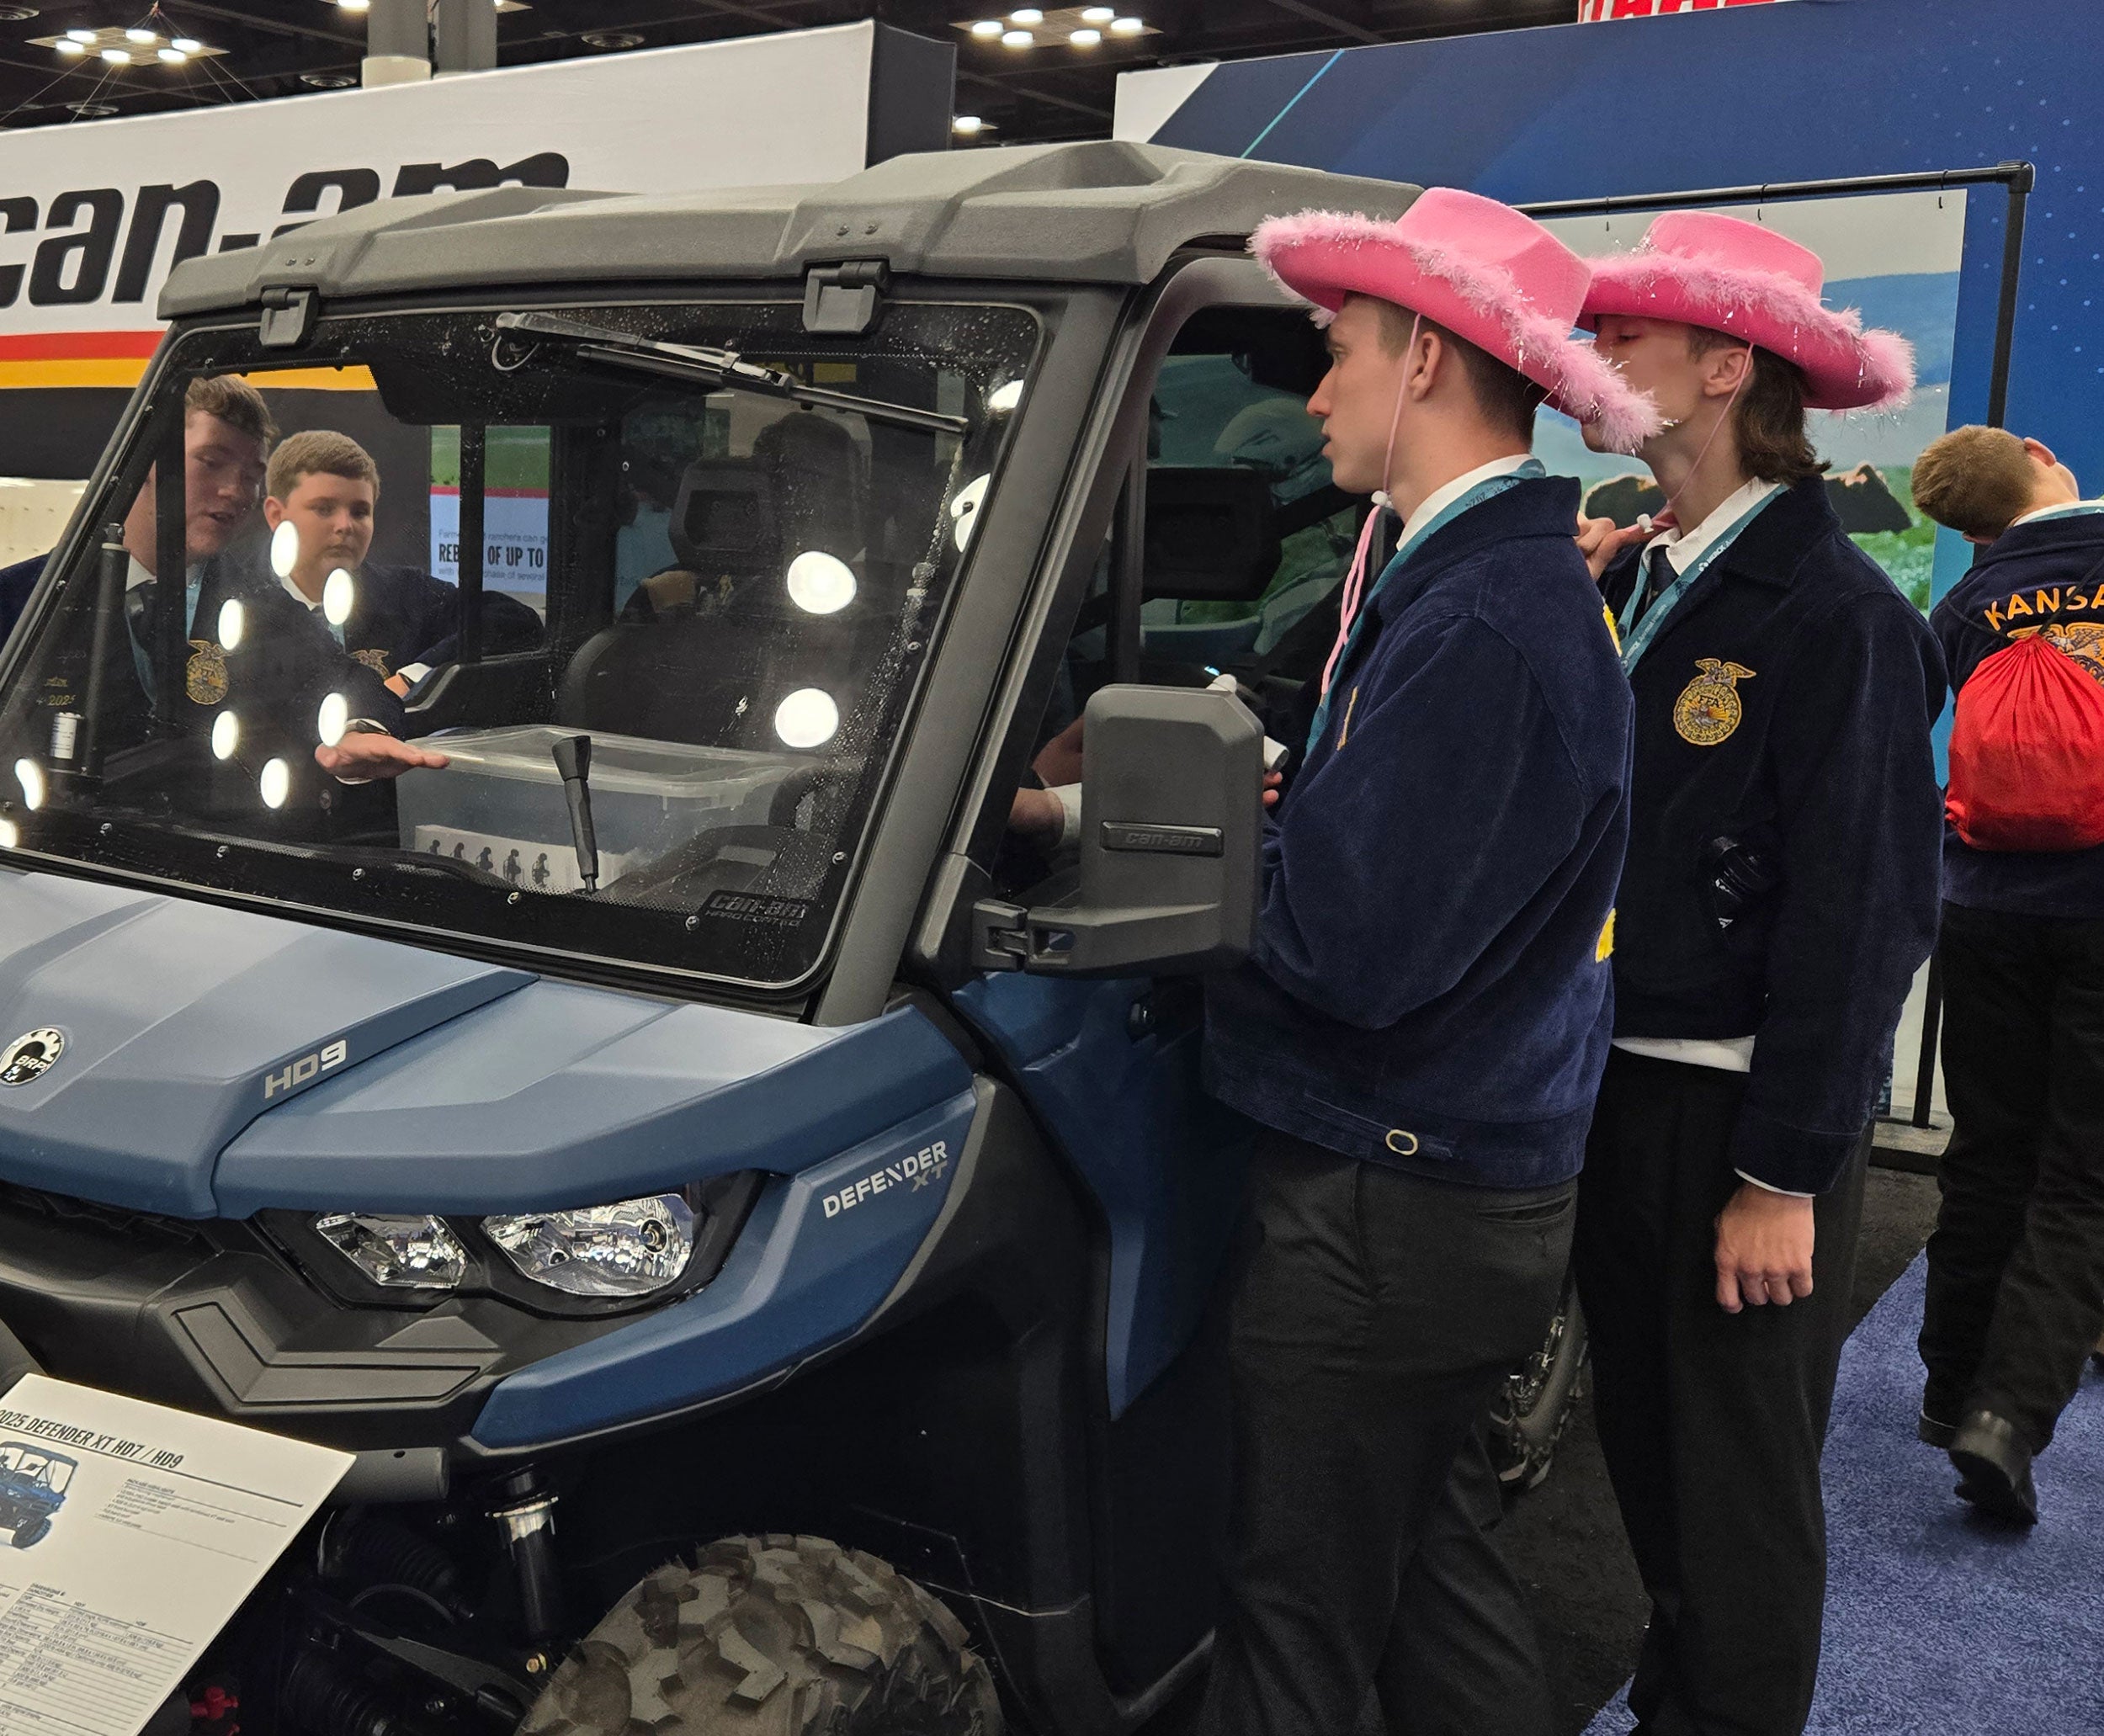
[0,1375,351,1736]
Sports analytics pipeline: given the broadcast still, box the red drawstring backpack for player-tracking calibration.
[1946,634,2104,851]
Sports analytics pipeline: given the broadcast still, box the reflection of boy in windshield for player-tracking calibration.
[263,432,541,697]
[0,376,271,646]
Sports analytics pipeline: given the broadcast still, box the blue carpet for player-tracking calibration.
[1584,1254,2104,1734]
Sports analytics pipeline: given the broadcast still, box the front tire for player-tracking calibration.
[521,1534,1002,1735]
[10,1515,49,1548]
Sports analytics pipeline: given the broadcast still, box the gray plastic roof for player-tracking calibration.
[158,141,1421,319]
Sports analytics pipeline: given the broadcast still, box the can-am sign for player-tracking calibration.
[0,24,885,389]
[1578,1,1792,18]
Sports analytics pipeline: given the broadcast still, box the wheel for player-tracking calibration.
[1486,1271,1588,1494]
[10,1515,49,1548]
[520,1534,1002,1735]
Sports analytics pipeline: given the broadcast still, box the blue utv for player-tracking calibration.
[0,143,1579,1734]
[0,1440,72,1548]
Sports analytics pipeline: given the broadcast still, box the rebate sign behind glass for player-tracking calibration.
[429,425,553,614]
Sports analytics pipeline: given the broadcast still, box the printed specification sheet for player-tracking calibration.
[0,1375,350,1736]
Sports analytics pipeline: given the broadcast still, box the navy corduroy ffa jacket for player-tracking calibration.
[1205,475,1634,1191]
[1930,507,2104,920]
[1599,476,1947,1194]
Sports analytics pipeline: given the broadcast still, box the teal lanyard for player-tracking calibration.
[1616,489,1778,673]
[1306,459,1546,753]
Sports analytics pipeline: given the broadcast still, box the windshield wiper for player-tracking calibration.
[492,311,970,438]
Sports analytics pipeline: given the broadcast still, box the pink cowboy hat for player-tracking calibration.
[1581,210,1915,413]
[1251,187,1663,454]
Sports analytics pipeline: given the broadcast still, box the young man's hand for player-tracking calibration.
[1008,785,1066,840]
[315,732,449,782]
[1713,1182,1815,1312]
[1575,513,1660,582]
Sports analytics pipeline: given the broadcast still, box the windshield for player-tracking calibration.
[0,300,1038,990]
[0,1445,72,1493]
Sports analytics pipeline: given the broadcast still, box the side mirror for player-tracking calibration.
[974,684,1262,977]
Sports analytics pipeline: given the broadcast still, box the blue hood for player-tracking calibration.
[0,872,971,1219]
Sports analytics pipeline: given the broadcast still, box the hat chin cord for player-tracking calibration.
[1658,348,1752,526]
[1320,314,1421,699]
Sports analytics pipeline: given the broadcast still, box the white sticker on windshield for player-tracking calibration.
[950,474,989,552]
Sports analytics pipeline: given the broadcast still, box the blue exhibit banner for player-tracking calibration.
[1115,0,2102,612]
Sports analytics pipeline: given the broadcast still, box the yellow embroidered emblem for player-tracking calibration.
[184,639,228,706]
[1596,910,1616,963]
[2043,622,2104,686]
[1602,602,1622,654]
[351,647,393,678]
[1672,658,1755,747]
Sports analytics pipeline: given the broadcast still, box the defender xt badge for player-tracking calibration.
[0,1029,64,1086]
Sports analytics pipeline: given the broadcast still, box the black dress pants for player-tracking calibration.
[1198,1127,1575,1736]
[1921,901,2104,1452]
[1575,1050,1867,1736]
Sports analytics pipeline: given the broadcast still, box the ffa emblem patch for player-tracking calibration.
[351,648,393,678]
[2043,622,2104,686]
[1672,658,1755,746]
[184,639,228,707]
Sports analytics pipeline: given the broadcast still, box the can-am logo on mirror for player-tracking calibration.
[0,1028,64,1086]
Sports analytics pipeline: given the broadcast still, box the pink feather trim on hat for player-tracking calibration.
[1251,208,1664,453]
[1584,247,1915,415]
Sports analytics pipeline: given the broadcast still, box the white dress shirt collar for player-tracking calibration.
[1397,453,1536,548]
[1644,475,1783,577]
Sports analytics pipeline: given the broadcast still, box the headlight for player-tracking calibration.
[314,1213,466,1289]
[482,1194,696,1298]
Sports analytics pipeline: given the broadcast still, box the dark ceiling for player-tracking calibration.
[0,2,1572,144]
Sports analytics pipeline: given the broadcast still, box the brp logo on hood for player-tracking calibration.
[0,1029,64,1087]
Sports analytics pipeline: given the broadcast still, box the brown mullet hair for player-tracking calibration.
[1363,296,1548,448]
[1687,326,1824,487]
[1910,425,2038,542]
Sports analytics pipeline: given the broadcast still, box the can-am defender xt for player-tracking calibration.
[0,142,1575,1734]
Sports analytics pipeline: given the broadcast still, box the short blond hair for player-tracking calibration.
[1912,425,2038,541]
[267,428,380,506]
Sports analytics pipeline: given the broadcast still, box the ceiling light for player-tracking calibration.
[300,72,356,88]
[157,47,185,62]
[952,114,985,135]
[969,19,1002,35]
[1009,7,1044,20]
[580,29,643,49]
[1082,5,1116,19]
[0,817,16,852]
[210,710,240,762]
[65,100,115,115]
[259,758,290,810]
[335,1,370,11]
[1071,27,1101,45]
[0,8,41,23]
[124,26,154,43]
[64,26,93,41]
[100,46,130,63]
[13,758,42,812]
[53,36,80,54]
[1111,15,1145,35]
[1001,28,1032,46]
[171,37,200,52]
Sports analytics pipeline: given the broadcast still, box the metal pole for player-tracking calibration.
[433,0,498,76]
[362,0,430,88]
[1517,162,2035,220]
[458,425,486,664]
[1984,161,2032,430]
